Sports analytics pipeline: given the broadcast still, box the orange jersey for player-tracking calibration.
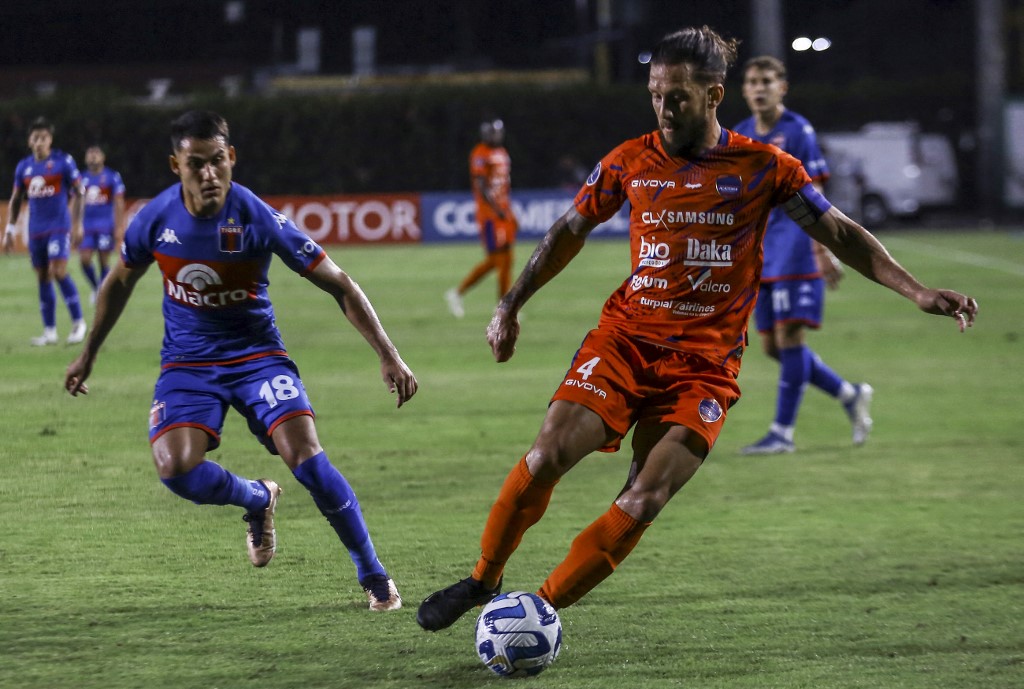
[470,142,512,223]
[574,129,817,375]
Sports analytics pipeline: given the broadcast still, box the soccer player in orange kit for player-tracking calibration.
[445,119,517,318]
[417,26,978,631]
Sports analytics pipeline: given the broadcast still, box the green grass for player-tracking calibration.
[1,228,1021,689]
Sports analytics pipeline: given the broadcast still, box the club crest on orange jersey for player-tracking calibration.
[715,175,741,199]
[698,398,723,423]
[219,224,244,253]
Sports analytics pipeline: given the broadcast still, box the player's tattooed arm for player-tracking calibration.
[488,208,597,362]
[501,208,597,311]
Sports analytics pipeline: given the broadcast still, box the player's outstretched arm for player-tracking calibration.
[800,206,978,331]
[488,207,598,362]
[305,256,418,408]
[65,261,149,396]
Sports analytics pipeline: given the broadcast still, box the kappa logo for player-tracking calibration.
[159,227,182,244]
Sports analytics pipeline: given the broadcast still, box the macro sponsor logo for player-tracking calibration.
[630,274,668,292]
[641,210,735,227]
[631,178,676,188]
[85,185,109,205]
[27,175,57,198]
[166,264,248,307]
[564,378,608,399]
[639,235,670,268]
[684,238,733,267]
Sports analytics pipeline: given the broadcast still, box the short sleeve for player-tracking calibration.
[113,171,126,196]
[574,149,627,224]
[260,202,326,275]
[772,149,815,208]
[120,213,155,268]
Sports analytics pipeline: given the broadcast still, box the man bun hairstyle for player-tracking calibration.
[170,110,230,152]
[649,25,739,84]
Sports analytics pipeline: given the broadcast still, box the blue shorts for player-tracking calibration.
[29,233,71,268]
[80,230,115,252]
[149,356,314,455]
[754,278,825,333]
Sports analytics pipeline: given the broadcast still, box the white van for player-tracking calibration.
[819,122,958,227]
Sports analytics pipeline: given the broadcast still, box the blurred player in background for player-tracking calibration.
[446,118,517,318]
[79,144,126,304]
[417,26,977,631]
[64,111,418,611]
[733,56,872,455]
[4,116,87,345]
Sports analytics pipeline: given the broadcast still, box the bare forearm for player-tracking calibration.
[808,208,926,301]
[500,211,591,313]
[82,273,136,359]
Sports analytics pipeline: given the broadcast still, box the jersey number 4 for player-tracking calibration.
[576,357,601,381]
[259,375,299,408]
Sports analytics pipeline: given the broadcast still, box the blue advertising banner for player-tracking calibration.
[420,189,630,243]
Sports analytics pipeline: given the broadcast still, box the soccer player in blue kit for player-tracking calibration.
[64,111,418,611]
[733,56,872,454]
[79,144,126,303]
[4,117,88,345]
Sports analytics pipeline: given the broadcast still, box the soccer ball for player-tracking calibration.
[475,591,563,678]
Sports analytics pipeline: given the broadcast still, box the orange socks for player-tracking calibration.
[472,457,557,588]
[538,503,650,609]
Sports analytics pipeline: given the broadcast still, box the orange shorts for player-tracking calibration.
[550,328,741,453]
[479,214,517,252]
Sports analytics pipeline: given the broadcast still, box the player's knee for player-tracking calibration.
[525,442,576,483]
[616,484,671,523]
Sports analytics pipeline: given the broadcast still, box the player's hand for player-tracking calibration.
[381,356,418,408]
[487,307,520,362]
[3,224,16,254]
[71,225,84,249]
[915,289,978,333]
[65,354,93,396]
[814,244,844,289]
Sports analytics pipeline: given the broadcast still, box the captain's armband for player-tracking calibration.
[782,185,833,228]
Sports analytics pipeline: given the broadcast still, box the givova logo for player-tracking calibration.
[167,264,248,307]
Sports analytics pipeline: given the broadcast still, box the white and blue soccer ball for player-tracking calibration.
[475,591,563,678]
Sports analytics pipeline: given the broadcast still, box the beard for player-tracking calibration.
[662,116,711,158]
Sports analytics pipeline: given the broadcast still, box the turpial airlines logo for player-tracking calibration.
[167,264,248,307]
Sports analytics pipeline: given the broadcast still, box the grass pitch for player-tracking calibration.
[0,228,1021,689]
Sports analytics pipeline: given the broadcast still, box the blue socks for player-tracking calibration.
[776,346,812,427]
[38,282,56,328]
[808,350,844,398]
[161,460,270,512]
[292,451,385,582]
[56,275,83,321]
[82,263,99,290]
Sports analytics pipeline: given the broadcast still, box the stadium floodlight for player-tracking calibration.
[812,37,832,51]
[791,37,813,51]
